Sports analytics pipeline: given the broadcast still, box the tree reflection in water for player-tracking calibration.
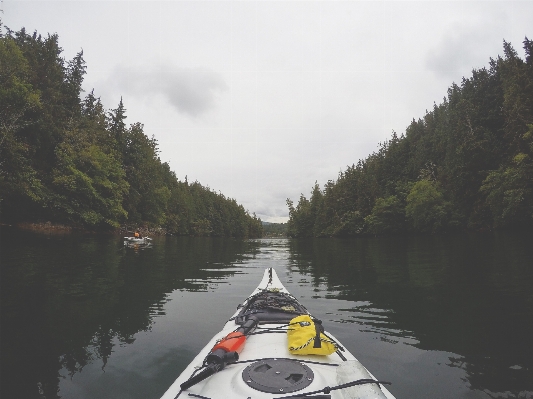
[287,232,533,398]
[1,229,532,399]
[0,227,260,399]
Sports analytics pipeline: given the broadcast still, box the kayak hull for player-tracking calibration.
[161,268,396,399]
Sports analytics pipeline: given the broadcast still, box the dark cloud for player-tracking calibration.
[111,65,228,117]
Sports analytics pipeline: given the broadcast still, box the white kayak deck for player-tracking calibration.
[161,268,396,399]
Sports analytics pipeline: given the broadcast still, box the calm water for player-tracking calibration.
[1,227,532,399]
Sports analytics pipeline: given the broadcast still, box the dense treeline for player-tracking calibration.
[288,39,533,237]
[0,27,262,237]
[262,222,287,237]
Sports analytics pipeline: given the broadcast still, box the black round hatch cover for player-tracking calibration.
[242,358,314,393]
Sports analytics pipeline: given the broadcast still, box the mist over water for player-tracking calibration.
[1,227,532,399]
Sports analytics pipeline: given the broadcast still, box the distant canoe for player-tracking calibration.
[123,236,152,246]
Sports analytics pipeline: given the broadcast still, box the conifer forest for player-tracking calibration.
[0,27,262,237]
[2,27,532,239]
[287,39,533,237]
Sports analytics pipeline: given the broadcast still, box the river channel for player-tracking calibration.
[1,227,532,399]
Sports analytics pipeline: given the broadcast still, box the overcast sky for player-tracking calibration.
[3,1,532,222]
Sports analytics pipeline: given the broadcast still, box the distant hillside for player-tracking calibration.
[287,39,533,237]
[262,222,288,237]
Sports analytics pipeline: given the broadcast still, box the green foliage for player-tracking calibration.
[0,34,45,210]
[248,213,264,238]
[324,210,364,237]
[191,218,213,236]
[287,193,315,237]
[52,127,129,227]
[406,180,451,233]
[481,147,533,228]
[262,222,287,237]
[0,37,41,131]
[0,27,261,237]
[121,122,170,225]
[364,195,406,234]
[287,39,533,236]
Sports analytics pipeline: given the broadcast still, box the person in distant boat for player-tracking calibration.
[134,231,141,238]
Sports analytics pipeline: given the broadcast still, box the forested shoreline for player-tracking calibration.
[0,27,262,237]
[287,39,533,237]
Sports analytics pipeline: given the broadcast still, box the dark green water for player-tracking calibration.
[1,227,532,399]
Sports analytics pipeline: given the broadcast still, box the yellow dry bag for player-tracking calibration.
[287,315,337,356]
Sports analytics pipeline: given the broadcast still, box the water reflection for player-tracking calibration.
[287,233,533,398]
[124,241,153,250]
[1,229,532,399]
[0,227,261,399]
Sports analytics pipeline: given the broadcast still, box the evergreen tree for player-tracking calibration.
[0,27,262,237]
[287,38,533,236]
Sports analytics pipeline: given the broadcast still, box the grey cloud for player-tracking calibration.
[111,65,228,117]
[425,24,496,81]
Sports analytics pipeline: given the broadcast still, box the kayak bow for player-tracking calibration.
[161,268,396,399]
